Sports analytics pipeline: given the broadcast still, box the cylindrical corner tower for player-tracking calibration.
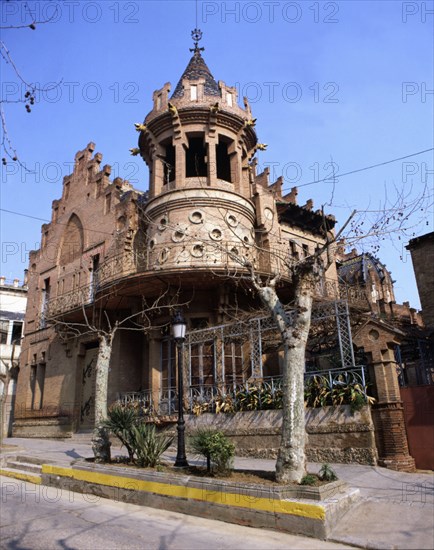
[136,33,259,273]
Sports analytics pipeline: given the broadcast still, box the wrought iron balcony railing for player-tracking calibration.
[118,365,369,417]
[45,244,368,316]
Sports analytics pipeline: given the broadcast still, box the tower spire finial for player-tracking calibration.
[190,28,204,54]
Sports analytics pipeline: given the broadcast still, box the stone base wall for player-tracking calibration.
[13,416,73,439]
[11,404,378,466]
[184,405,378,465]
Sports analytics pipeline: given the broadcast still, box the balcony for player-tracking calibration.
[45,284,94,318]
[44,246,369,317]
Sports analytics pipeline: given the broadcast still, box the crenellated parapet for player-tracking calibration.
[134,47,260,202]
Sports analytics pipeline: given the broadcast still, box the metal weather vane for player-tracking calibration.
[190,28,204,53]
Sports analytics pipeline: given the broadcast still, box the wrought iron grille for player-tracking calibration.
[119,365,368,415]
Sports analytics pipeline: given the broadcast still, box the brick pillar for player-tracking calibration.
[354,323,415,472]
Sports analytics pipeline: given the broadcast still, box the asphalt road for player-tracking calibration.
[0,476,351,550]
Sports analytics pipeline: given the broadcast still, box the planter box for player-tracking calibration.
[42,461,360,540]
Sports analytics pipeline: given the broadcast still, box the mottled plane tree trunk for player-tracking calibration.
[251,258,320,483]
[91,331,115,463]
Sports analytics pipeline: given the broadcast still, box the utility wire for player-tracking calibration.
[2,147,433,228]
[294,148,434,189]
[0,208,115,236]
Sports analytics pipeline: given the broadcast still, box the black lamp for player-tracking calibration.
[171,310,189,468]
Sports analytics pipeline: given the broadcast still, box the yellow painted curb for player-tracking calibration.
[0,468,41,485]
[42,464,325,520]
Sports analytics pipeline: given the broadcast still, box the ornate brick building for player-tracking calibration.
[13,37,421,471]
[15,40,338,437]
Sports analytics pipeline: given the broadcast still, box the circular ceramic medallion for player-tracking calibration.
[191,243,205,258]
[189,210,204,224]
[158,216,168,232]
[158,248,169,264]
[225,213,239,228]
[209,227,223,241]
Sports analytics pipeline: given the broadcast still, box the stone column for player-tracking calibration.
[207,136,217,186]
[354,322,415,472]
[175,142,185,183]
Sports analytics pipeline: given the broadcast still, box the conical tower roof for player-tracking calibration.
[171,38,220,99]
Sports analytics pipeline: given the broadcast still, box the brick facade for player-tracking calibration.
[406,232,434,331]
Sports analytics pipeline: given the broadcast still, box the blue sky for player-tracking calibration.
[1,0,433,308]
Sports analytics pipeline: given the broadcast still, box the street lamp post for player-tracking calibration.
[171,310,189,468]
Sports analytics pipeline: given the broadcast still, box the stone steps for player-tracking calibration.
[6,460,42,474]
[12,454,45,467]
[0,455,43,484]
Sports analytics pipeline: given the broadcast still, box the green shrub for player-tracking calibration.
[318,463,338,482]
[190,429,235,475]
[300,474,317,485]
[132,424,173,468]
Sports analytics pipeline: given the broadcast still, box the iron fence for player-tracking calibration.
[118,365,368,416]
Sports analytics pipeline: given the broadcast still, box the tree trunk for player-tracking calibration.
[276,274,314,483]
[94,335,111,424]
[91,334,112,463]
[255,270,314,484]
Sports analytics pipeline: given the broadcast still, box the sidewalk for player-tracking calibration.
[1,437,433,549]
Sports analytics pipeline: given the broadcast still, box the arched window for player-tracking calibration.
[59,214,84,264]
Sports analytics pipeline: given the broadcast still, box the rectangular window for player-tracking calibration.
[37,363,46,409]
[105,193,111,214]
[190,341,215,388]
[89,255,100,300]
[302,243,309,257]
[226,92,233,106]
[290,240,299,259]
[64,181,70,200]
[224,340,245,386]
[185,136,207,178]
[0,320,9,344]
[216,137,232,182]
[161,338,176,390]
[190,85,197,100]
[30,365,37,410]
[157,93,162,109]
[11,321,23,344]
[40,278,50,328]
[162,140,176,184]
[30,363,46,410]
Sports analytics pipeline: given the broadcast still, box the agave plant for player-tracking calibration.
[131,423,173,468]
[103,404,138,462]
[319,463,338,482]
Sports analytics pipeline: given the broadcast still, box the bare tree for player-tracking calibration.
[45,286,187,462]
[0,5,61,166]
[137,176,431,483]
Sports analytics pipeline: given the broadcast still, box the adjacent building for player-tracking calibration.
[0,276,27,437]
